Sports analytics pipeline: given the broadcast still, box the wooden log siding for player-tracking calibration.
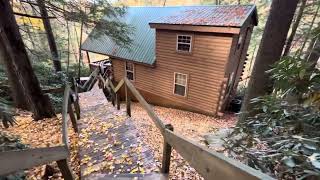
[112,30,233,115]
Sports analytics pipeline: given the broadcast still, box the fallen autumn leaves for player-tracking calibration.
[0,101,236,180]
[0,110,80,179]
[129,103,237,180]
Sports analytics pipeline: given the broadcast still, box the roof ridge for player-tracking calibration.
[125,4,255,8]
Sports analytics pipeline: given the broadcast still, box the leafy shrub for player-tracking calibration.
[32,61,90,112]
[226,56,320,179]
[268,56,320,102]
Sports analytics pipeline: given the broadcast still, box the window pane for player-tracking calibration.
[175,73,186,85]
[126,62,133,71]
[174,84,185,96]
[127,72,134,80]
[179,74,186,84]
[177,44,190,51]
[177,35,191,52]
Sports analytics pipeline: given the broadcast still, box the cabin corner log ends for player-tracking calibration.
[99,76,274,180]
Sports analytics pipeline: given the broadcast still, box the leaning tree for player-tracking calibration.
[239,0,299,122]
[0,0,55,120]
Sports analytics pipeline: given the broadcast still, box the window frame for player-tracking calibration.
[176,34,192,53]
[125,61,135,81]
[173,72,188,97]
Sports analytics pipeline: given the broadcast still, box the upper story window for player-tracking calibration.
[177,35,192,52]
[125,62,134,81]
[174,72,187,96]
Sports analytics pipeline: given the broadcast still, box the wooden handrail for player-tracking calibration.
[80,68,99,91]
[100,76,166,133]
[0,83,79,179]
[97,74,110,89]
[0,146,68,176]
[61,84,80,146]
[114,79,124,93]
[62,85,71,147]
[72,78,81,119]
[124,78,166,134]
[164,129,273,180]
[99,76,274,180]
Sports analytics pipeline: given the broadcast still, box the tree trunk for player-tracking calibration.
[239,0,299,122]
[78,21,84,79]
[305,23,320,64]
[0,0,55,120]
[305,23,318,60]
[282,0,307,56]
[0,41,29,110]
[37,0,61,72]
[307,38,320,64]
[299,4,320,57]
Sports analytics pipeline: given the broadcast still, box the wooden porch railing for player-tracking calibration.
[0,82,80,180]
[98,75,274,180]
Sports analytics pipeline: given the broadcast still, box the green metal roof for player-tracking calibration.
[81,6,256,65]
[82,7,181,65]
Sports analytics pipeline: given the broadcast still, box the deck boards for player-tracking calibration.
[78,85,160,179]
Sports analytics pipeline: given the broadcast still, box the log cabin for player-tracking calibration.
[81,5,258,116]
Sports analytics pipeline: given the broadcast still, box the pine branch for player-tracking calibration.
[13,12,56,19]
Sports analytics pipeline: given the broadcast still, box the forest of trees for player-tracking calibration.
[0,0,319,179]
[0,0,132,121]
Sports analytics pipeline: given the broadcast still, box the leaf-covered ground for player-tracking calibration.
[78,88,159,179]
[0,95,236,179]
[129,103,237,179]
[0,111,80,179]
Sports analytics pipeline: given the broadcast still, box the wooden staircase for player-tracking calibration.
[85,173,167,180]
[0,70,274,180]
[78,85,163,179]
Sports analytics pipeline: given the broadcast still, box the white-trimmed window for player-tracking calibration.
[125,62,134,80]
[177,35,192,52]
[174,72,187,96]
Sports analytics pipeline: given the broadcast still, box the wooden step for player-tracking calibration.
[84,173,168,180]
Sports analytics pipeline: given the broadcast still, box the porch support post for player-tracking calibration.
[86,51,90,64]
[161,124,174,174]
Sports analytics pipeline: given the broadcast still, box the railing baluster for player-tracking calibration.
[72,78,81,119]
[161,124,174,174]
[125,84,131,117]
[116,93,120,110]
[111,87,115,107]
[74,99,81,120]
[68,97,78,133]
[56,159,75,180]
